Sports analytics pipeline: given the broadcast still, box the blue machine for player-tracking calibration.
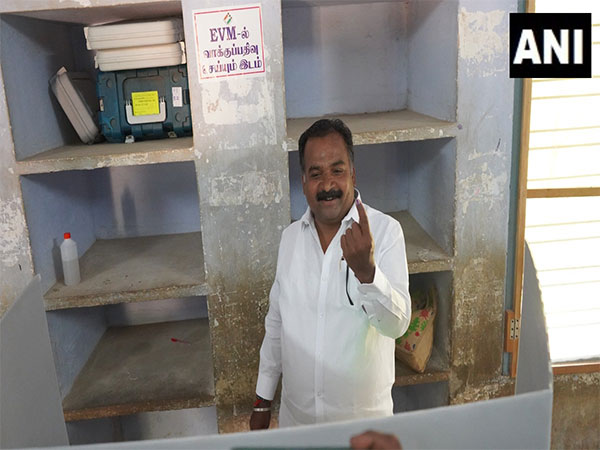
[97,65,192,143]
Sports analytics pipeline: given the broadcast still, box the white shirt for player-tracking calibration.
[256,196,411,427]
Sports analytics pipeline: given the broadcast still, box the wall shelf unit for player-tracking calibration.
[1,0,517,441]
[44,232,208,311]
[394,347,450,387]
[0,2,218,439]
[16,138,195,175]
[62,318,214,422]
[389,211,453,274]
[286,110,458,150]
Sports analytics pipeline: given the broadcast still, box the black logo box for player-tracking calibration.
[510,13,592,78]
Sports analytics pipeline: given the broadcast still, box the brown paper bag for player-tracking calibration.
[395,286,437,373]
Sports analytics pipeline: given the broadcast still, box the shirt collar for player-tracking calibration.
[301,189,362,228]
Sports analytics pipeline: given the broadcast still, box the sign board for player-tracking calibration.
[509,13,592,78]
[193,4,266,81]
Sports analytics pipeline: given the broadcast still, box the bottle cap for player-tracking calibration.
[64,232,71,239]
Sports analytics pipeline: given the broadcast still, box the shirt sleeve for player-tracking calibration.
[255,275,282,401]
[349,221,411,339]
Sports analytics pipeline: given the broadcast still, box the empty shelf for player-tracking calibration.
[395,347,450,387]
[388,211,453,274]
[16,137,195,175]
[63,319,214,421]
[44,232,208,310]
[286,110,457,150]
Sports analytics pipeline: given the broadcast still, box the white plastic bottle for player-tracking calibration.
[61,232,81,286]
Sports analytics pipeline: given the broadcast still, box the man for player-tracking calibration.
[250,119,411,429]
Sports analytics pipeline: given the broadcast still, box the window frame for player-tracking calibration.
[510,1,600,376]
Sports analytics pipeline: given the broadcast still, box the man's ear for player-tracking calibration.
[352,166,356,186]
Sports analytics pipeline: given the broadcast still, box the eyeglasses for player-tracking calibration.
[345,264,354,306]
[345,262,368,314]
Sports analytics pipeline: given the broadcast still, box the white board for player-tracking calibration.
[0,275,68,448]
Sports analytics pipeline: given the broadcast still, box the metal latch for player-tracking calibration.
[509,317,521,340]
[504,309,520,354]
[125,97,166,125]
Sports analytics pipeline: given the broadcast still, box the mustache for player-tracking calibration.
[316,189,343,201]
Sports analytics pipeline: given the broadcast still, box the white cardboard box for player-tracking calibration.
[84,18,184,50]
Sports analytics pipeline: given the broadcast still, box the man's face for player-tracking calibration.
[302,132,356,229]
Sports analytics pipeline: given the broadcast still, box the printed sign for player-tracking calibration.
[509,13,591,78]
[172,87,183,108]
[131,91,159,116]
[193,4,266,81]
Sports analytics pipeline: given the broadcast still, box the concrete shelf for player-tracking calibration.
[62,318,214,422]
[16,137,195,175]
[44,232,208,311]
[0,1,182,24]
[394,346,449,387]
[285,110,457,151]
[388,211,453,275]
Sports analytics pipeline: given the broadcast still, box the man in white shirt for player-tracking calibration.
[250,119,411,429]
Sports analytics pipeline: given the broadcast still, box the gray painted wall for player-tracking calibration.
[407,138,455,255]
[46,306,106,400]
[20,171,96,294]
[91,162,201,239]
[282,2,409,118]
[407,0,458,121]
[0,15,87,160]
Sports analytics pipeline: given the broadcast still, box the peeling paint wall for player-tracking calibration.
[182,0,289,432]
[551,373,600,449]
[0,21,34,318]
[458,8,506,78]
[451,0,517,398]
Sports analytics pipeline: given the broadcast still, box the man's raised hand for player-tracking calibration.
[341,198,376,284]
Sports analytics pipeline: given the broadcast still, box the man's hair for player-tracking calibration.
[298,118,354,172]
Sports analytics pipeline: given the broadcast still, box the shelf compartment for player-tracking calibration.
[286,110,457,150]
[16,137,195,175]
[62,318,214,422]
[44,232,208,311]
[282,1,457,128]
[388,211,453,274]
[394,347,449,387]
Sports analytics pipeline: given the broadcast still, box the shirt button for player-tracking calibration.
[317,391,322,397]
[319,313,323,319]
